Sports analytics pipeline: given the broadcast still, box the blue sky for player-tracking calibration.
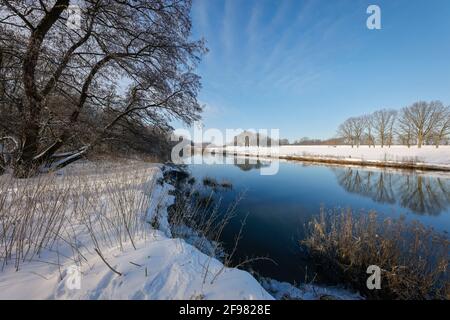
[185,0,450,141]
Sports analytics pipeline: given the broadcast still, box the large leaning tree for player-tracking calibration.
[0,0,205,177]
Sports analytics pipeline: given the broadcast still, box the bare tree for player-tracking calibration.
[386,110,397,148]
[430,105,450,148]
[399,101,442,148]
[396,113,414,148]
[0,0,206,177]
[372,109,397,148]
[363,114,375,147]
[336,102,449,148]
[349,116,365,147]
[337,118,355,147]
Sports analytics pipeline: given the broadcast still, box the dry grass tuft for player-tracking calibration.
[168,187,239,258]
[302,208,450,300]
[0,161,157,271]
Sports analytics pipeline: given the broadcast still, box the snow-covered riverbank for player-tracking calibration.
[209,145,450,171]
[0,162,272,300]
[0,161,363,300]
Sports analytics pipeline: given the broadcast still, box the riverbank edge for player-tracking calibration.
[166,164,364,300]
[207,149,450,173]
[0,161,273,300]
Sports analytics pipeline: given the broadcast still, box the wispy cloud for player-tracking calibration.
[212,0,326,93]
[221,0,235,57]
[189,0,450,139]
[241,0,357,93]
[191,0,209,34]
[246,0,263,48]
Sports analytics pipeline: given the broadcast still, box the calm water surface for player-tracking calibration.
[185,155,450,284]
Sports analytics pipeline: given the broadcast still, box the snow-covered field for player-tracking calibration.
[210,145,450,169]
[0,162,271,300]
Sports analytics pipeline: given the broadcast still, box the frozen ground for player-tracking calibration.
[210,145,450,169]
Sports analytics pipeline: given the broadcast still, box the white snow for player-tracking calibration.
[0,233,272,300]
[0,163,272,300]
[210,145,450,168]
[0,160,363,300]
[260,278,362,300]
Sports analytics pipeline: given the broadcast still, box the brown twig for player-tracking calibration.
[94,248,122,276]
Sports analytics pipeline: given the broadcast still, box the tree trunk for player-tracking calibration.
[12,0,69,178]
[14,124,40,177]
[417,133,423,148]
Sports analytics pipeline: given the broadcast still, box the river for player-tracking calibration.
[184,154,450,284]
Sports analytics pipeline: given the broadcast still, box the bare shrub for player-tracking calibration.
[167,179,276,285]
[168,187,240,258]
[302,208,450,299]
[202,176,219,188]
[202,176,233,191]
[0,162,157,271]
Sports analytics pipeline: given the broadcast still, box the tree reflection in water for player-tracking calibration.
[333,167,450,216]
[233,157,269,171]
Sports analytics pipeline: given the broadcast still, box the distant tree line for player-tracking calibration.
[278,137,345,146]
[337,101,450,148]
